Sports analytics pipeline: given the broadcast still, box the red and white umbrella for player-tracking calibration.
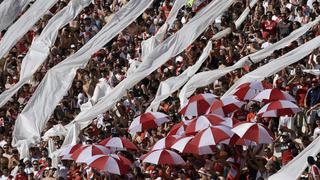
[189,125,232,147]
[257,100,301,117]
[207,96,244,116]
[85,154,131,175]
[151,135,181,150]
[167,120,191,136]
[180,93,217,117]
[222,133,257,146]
[59,144,83,160]
[171,136,216,155]
[128,112,170,134]
[232,122,273,144]
[185,114,230,135]
[99,137,138,151]
[234,81,272,100]
[253,89,296,102]
[140,149,186,165]
[71,144,112,163]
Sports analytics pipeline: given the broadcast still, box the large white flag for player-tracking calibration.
[12,0,154,158]
[0,0,58,60]
[0,0,91,108]
[179,16,320,105]
[223,33,320,96]
[0,0,31,31]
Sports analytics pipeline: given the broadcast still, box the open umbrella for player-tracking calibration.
[128,112,170,134]
[232,122,273,144]
[180,93,217,117]
[207,96,244,116]
[59,144,83,160]
[141,149,186,165]
[151,135,181,150]
[71,144,112,163]
[185,114,230,135]
[171,136,216,155]
[85,154,131,175]
[253,89,296,102]
[99,137,138,151]
[234,81,272,100]
[167,120,191,136]
[257,100,301,117]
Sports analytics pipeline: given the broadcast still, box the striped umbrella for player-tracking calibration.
[232,122,273,144]
[128,112,170,134]
[257,100,301,117]
[140,149,186,165]
[180,93,217,117]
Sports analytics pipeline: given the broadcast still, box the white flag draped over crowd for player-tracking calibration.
[12,0,154,158]
[179,16,320,105]
[0,0,92,108]
[56,0,234,148]
[0,0,58,60]
[0,0,31,32]
[3,0,320,179]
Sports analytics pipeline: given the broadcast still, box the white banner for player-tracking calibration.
[179,16,320,105]
[12,0,154,158]
[223,34,320,96]
[147,41,212,112]
[0,0,58,60]
[57,0,234,147]
[269,136,320,180]
[0,0,31,31]
[303,69,320,76]
[0,0,91,108]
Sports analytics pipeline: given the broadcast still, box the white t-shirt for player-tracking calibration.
[313,127,320,140]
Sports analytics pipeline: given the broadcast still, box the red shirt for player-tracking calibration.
[161,5,172,18]
[296,85,309,107]
[15,173,28,180]
[260,20,277,39]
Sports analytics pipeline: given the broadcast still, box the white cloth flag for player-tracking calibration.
[179,16,320,105]
[57,0,234,145]
[303,69,320,76]
[223,34,320,96]
[269,136,320,180]
[0,0,91,108]
[0,0,31,31]
[129,0,186,75]
[146,41,212,112]
[12,0,153,157]
[0,0,58,60]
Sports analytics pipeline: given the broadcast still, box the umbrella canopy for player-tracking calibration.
[85,154,131,175]
[189,125,232,147]
[234,81,272,100]
[71,144,112,163]
[180,93,217,117]
[141,149,186,165]
[171,136,216,155]
[185,114,230,135]
[99,137,138,151]
[129,112,170,134]
[232,122,273,144]
[59,144,83,160]
[207,96,244,116]
[151,135,181,151]
[257,100,301,117]
[167,120,191,136]
[253,89,296,102]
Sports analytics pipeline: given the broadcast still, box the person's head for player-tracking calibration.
[266,11,273,20]
[264,147,272,157]
[18,163,25,173]
[313,1,319,10]
[308,156,316,165]
[32,160,39,169]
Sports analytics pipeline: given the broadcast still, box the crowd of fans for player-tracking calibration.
[2,0,320,179]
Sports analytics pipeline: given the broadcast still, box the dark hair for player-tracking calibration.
[308,156,316,165]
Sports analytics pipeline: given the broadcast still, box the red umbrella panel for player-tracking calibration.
[257,100,301,117]
[99,137,138,151]
[232,122,274,144]
[128,112,170,134]
[180,93,217,117]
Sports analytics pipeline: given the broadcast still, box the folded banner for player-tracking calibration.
[0,0,91,108]
[57,0,234,147]
[12,0,154,158]
[303,69,320,76]
[146,41,212,112]
[0,0,58,60]
[179,16,320,105]
[0,0,31,31]
[223,33,320,96]
[269,136,320,180]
